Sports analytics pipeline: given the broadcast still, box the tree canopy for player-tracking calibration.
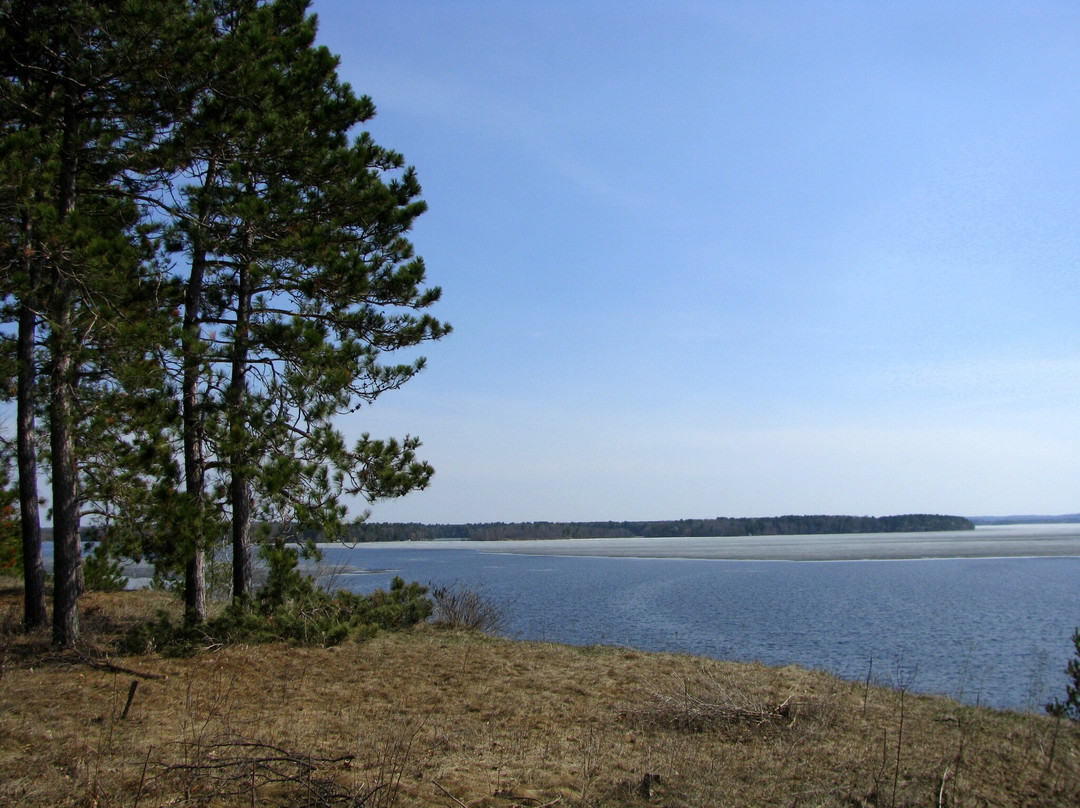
[0,0,449,643]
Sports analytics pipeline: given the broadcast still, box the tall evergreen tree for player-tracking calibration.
[0,0,197,644]
[164,0,449,608]
[0,110,47,629]
[2,0,449,633]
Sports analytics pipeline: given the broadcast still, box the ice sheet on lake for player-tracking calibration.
[371,524,1080,561]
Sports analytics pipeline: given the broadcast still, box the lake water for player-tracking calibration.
[313,524,1080,713]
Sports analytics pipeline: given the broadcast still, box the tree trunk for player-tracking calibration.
[180,167,215,625]
[182,293,207,622]
[184,551,205,623]
[229,255,252,602]
[181,280,206,625]
[16,211,46,630]
[230,470,251,602]
[49,306,81,647]
[50,91,82,647]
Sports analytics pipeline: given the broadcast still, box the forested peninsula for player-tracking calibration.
[341,513,975,542]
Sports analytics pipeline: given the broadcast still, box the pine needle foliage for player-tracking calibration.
[1,0,450,637]
[80,540,129,592]
[122,544,431,656]
[1047,628,1080,721]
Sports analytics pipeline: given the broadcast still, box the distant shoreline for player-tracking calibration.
[339,513,975,543]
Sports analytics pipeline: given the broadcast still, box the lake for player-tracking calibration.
[313,523,1080,713]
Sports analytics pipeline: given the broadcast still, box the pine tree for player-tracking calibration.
[0,0,197,644]
[0,106,47,629]
[1047,629,1080,721]
[2,0,449,634]
[163,0,449,609]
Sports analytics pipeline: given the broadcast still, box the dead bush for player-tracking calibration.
[625,664,837,736]
[429,581,507,635]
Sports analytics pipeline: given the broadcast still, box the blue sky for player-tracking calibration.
[312,0,1080,523]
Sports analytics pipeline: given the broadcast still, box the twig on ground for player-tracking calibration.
[79,650,167,680]
[627,669,808,731]
[432,779,470,808]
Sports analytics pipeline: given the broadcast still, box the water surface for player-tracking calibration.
[319,525,1080,712]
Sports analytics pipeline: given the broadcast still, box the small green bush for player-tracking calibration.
[121,541,432,654]
[120,610,203,657]
[82,541,129,592]
[1047,628,1080,721]
[0,518,20,574]
[0,457,19,574]
[205,574,431,648]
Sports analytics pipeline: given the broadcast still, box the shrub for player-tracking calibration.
[120,610,202,657]
[0,504,20,574]
[1047,628,1080,721]
[121,541,432,653]
[211,569,431,648]
[82,540,129,592]
[430,581,507,635]
[0,454,18,574]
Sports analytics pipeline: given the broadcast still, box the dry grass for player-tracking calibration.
[2,581,1080,807]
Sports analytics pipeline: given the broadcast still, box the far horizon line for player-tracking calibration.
[37,512,1080,532]
[361,512,1079,526]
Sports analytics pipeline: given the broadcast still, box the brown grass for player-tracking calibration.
[2,581,1079,807]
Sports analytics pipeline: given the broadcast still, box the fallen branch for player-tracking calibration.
[624,668,816,732]
[121,679,138,719]
[151,739,371,807]
[81,652,168,680]
[432,779,469,808]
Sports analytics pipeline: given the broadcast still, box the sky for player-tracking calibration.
[309,0,1080,524]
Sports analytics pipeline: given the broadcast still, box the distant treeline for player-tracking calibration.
[342,514,975,542]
